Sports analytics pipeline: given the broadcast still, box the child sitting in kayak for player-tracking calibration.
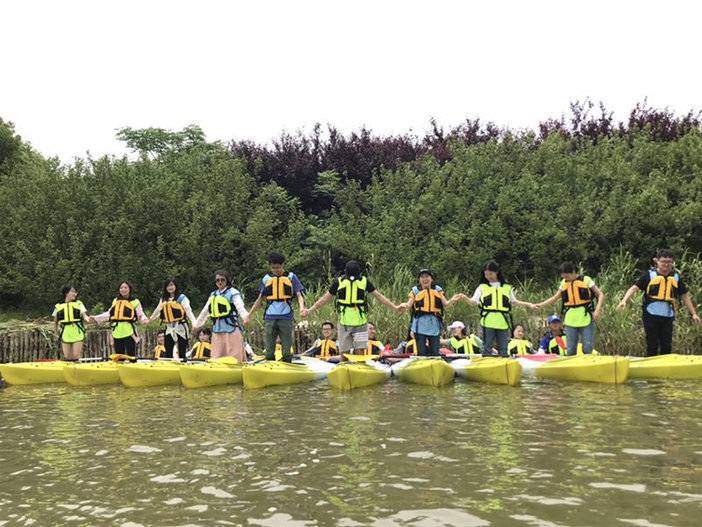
[440,321,482,355]
[153,330,167,359]
[508,324,534,356]
[538,315,565,354]
[366,322,384,355]
[304,321,339,360]
[188,328,212,360]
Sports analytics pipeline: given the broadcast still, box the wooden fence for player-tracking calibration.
[0,327,315,363]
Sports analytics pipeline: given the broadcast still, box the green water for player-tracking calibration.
[1,378,701,526]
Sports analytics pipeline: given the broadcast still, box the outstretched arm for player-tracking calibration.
[681,293,701,324]
[534,290,561,309]
[371,290,402,312]
[248,293,264,318]
[616,285,641,310]
[302,292,334,317]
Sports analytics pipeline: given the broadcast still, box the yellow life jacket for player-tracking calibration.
[548,335,568,355]
[479,283,512,313]
[449,336,477,355]
[644,270,679,304]
[110,299,137,322]
[161,297,186,324]
[336,276,367,310]
[153,344,166,359]
[318,339,338,359]
[367,340,384,355]
[264,274,294,302]
[508,339,532,356]
[412,287,445,316]
[405,339,416,355]
[55,301,83,325]
[191,341,212,360]
[561,276,593,309]
[210,293,233,320]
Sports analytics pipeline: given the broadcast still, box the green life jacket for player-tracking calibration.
[336,276,368,326]
[449,336,477,355]
[478,283,513,330]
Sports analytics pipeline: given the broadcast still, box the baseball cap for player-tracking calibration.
[447,321,465,330]
[547,315,561,324]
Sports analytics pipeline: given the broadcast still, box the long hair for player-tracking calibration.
[479,261,506,285]
[116,281,134,300]
[161,278,182,301]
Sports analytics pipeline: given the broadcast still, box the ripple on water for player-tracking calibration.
[370,509,489,526]
[619,520,675,527]
[511,495,583,506]
[200,486,234,498]
[589,482,646,493]
[128,445,162,454]
[621,449,666,456]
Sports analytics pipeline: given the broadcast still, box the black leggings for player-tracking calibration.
[164,333,189,359]
[642,313,674,356]
[114,336,136,357]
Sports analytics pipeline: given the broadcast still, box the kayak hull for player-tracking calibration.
[629,354,702,380]
[179,362,244,389]
[452,357,522,386]
[0,362,67,385]
[63,362,120,386]
[118,361,182,387]
[535,355,629,384]
[328,361,390,390]
[393,358,455,387]
[242,358,333,389]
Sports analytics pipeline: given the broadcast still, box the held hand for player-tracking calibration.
[616,301,626,311]
[241,316,250,326]
[300,308,309,318]
[394,303,406,313]
[532,302,542,310]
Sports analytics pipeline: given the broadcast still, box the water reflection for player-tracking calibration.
[0,377,701,526]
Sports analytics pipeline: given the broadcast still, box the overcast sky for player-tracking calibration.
[3,1,701,161]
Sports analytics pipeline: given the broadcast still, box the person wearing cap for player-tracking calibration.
[441,320,483,355]
[456,261,535,357]
[534,262,605,356]
[617,248,700,356]
[399,269,462,356]
[538,315,565,354]
[302,260,401,355]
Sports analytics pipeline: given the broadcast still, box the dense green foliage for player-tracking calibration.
[0,105,700,334]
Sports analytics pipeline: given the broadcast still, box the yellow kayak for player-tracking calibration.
[328,362,390,390]
[629,354,702,380]
[392,358,455,387]
[179,361,244,389]
[343,353,379,363]
[63,362,120,386]
[118,361,182,387]
[535,355,629,384]
[451,357,522,386]
[0,361,67,385]
[242,358,333,390]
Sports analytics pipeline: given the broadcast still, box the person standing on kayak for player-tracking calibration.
[92,281,149,357]
[534,262,604,356]
[616,249,701,355]
[302,260,400,355]
[247,252,305,363]
[193,270,249,361]
[457,261,535,357]
[147,279,197,360]
[52,285,92,360]
[399,269,462,356]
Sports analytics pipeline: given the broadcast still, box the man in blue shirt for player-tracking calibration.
[617,249,700,356]
[248,252,305,362]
